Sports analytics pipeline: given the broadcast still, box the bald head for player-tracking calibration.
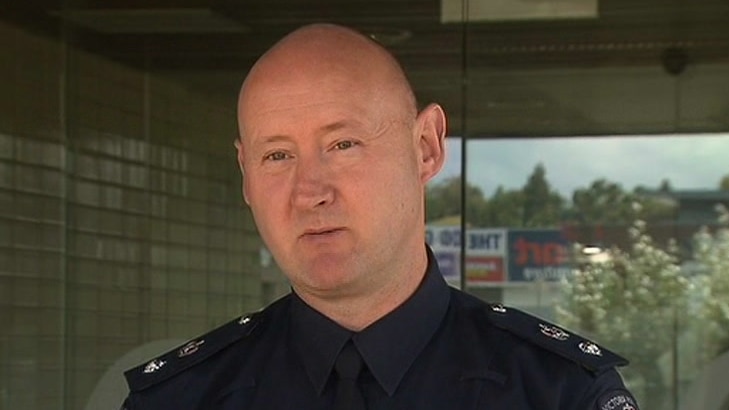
[237,24,417,139]
[233,24,447,327]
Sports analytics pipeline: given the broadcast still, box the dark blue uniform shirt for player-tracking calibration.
[122,248,639,410]
[288,252,450,407]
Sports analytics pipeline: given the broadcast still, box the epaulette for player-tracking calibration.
[124,311,263,392]
[485,304,628,374]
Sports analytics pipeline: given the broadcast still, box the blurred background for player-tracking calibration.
[1,0,728,409]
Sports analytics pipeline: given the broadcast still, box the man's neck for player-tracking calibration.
[295,249,429,331]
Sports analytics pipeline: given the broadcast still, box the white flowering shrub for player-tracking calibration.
[557,218,691,408]
[558,219,690,362]
[693,205,729,357]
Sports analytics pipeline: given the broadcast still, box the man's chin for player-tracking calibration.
[293,263,361,294]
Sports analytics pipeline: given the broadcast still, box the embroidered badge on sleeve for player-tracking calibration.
[597,389,640,410]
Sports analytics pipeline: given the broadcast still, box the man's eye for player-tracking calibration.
[334,140,356,150]
[265,151,289,161]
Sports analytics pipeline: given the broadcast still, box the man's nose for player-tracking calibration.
[291,156,334,209]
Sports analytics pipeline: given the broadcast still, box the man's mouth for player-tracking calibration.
[302,227,343,237]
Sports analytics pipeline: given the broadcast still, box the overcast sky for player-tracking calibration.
[432,133,729,199]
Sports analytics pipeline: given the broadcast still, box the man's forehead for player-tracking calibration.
[242,54,381,110]
[243,71,366,104]
[237,24,417,139]
[241,109,372,144]
[239,71,382,134]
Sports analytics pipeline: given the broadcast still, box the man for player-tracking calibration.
[121,24,639,409]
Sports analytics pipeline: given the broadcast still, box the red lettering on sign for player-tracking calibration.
[514,238,567,265]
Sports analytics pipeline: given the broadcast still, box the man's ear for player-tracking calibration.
[415,103,447,184]
[234,138,251,205]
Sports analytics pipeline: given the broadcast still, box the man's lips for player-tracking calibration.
[301,227,344,237]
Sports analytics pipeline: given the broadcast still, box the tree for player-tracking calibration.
[567,179,675,226]
[568,179,637,225]
[483,186,524,227]
[521,163,564,227]
[427,164,565,228]
[658,178,672,193]
[720,174,729,191]
[557,216,690,409]
[425,176,489,225]
[427,166,677,230]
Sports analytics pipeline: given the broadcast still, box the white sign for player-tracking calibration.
[426,226,506,255]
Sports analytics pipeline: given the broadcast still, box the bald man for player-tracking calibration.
[121,24,639,410]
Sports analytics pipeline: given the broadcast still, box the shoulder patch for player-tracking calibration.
[486,304,628,373]
[124,311,263,392]
[597,389,640,410]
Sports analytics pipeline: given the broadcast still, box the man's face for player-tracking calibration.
[237,68,428,299]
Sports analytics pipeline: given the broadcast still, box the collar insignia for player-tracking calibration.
[539,323,570,341]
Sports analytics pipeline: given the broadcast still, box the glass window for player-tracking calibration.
[454,134,729,410]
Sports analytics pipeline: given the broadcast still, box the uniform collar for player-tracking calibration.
[290,246,450,396]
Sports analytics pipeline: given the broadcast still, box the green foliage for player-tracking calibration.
[569,179,637,224]
[426,164,674,228]
[520,163,564,227]
[483,186,525,227]
[720,175,729,191]
[425,176,489,224]
[567,179,675,226]
[426,164,565,227]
